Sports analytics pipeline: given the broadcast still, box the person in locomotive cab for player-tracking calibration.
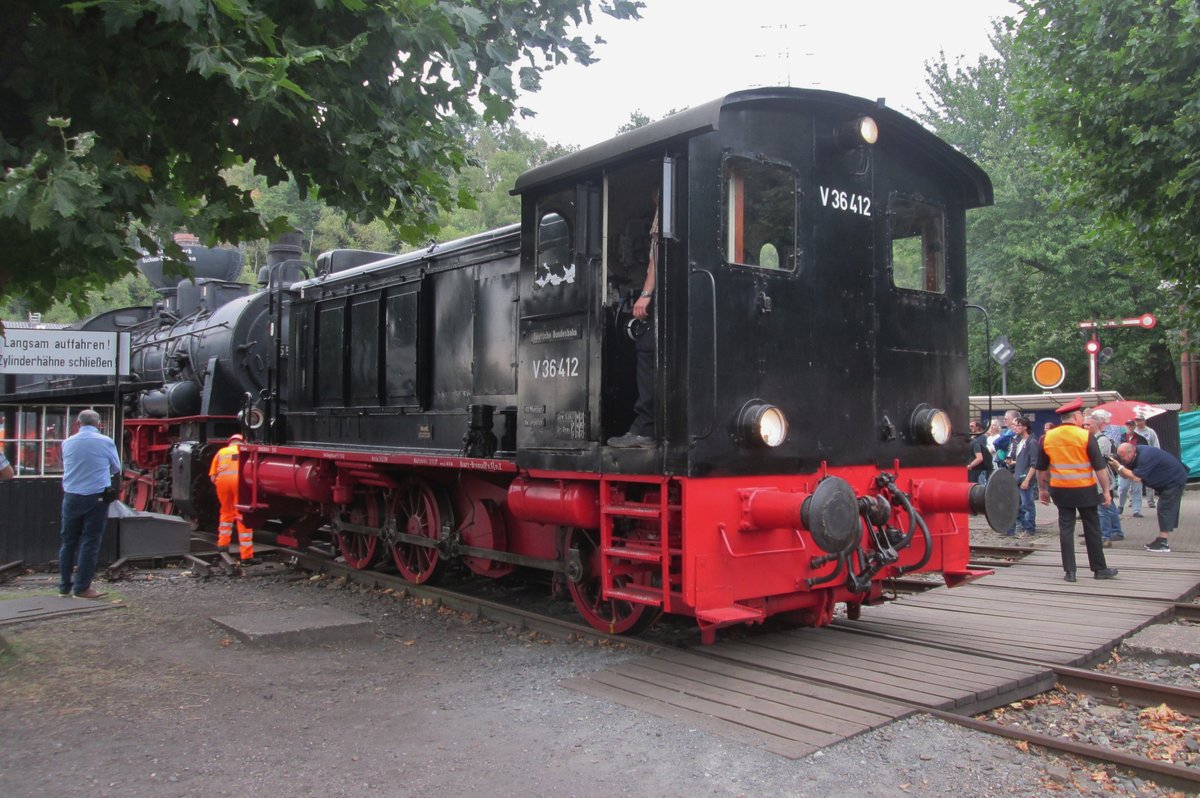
[0,449,13,479]
[209,434,256,564]
[1036,398,1118,582]
[607,187,659,449]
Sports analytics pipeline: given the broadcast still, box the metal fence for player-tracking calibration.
[0,478,118,568]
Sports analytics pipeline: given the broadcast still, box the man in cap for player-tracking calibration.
[1113,441,1189,553]
[1133,415,1161,508]
[1084,410,1124,545]
[1036,397,1118,582]
[1119,419,1148,516]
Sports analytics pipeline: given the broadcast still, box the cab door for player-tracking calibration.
[517,185,602,469]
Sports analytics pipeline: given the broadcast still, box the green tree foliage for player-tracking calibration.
[1,0,641,314]
[1011,0,1200,336]
[436,123,572,241]
[918,26,1180,401]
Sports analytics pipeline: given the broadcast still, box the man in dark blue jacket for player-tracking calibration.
[1114,442,1189,553]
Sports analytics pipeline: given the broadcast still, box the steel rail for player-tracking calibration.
[968,545,1037,559]
[246,541,663,653]
[1050,664,1200,717]
[927,708,1200,793]
[1171,602,1200,623]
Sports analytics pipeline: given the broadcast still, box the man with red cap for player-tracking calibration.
[1036,397,1118,582]
[209,434,256,563]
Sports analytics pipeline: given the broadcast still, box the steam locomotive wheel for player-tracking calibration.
[565,528,661,635]
[335,494,385,570]
[388,477,447,584]
[123,474,153,513]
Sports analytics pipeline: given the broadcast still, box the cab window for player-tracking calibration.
[722,155,797,271]
[889,195,945,293]
[533,211,573,289]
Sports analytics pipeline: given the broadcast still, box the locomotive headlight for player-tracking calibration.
[835,115,879,150]
[909,404,952,445]
[738,401,788,448]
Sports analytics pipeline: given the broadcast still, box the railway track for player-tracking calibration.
[177,536,1199,789]
[931,664,1200,793]
[186,535,672,650]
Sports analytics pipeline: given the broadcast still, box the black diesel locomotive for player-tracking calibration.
[6,89,1016,642]
[239,88,1015,642]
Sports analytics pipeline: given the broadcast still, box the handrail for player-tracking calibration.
[690,264,717,442]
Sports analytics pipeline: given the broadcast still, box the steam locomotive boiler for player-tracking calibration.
[3,234,317,527]
[236,88,1017,642]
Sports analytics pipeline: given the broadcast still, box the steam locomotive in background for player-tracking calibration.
[2,88,1016,642]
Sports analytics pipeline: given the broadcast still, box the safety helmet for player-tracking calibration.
[228,433,244,442]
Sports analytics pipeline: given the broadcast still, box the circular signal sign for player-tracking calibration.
[1032,357,1066,390]
[1085,339,1101,355]
[1140,313,1157,329]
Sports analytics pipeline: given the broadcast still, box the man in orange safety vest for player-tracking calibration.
[1036,397,1117,583]
[209,434,255,563]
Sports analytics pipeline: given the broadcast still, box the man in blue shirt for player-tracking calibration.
[1113,441,1189,554]
[59,409,122,598]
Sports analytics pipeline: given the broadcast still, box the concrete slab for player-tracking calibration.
[211,606,375,647]
[1122,623,1200,664]
[0,594,122,626]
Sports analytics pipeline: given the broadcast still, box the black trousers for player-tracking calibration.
[630,324,655,437]
[1056,504,1108,574]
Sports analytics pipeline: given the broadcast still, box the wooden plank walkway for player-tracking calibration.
[563,546,1200,759]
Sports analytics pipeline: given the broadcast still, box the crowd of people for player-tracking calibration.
[968,399,1191,582]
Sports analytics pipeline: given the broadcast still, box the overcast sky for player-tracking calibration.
[517,0,1019,147]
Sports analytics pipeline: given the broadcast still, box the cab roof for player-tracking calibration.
[513,87,992,208]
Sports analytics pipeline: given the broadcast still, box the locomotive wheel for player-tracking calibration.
[388,477,449,584]
[565,528,661,636]
[123,473,153,513]
[335,493,385,570]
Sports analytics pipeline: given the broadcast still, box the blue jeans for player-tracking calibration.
[1099,498,1123,540]
[1015,481,1038,534]
[1118,475,1142,513]
[59,492,109,595]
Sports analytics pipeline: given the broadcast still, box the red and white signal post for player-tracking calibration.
[1077,314,1157,391]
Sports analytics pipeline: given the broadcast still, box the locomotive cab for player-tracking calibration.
[514,157,671,472]
[514,89,990,481]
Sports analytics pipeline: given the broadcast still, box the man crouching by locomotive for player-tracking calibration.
[209,434,257,565]
[1037,398,1118,583]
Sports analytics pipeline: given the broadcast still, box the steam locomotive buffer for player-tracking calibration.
[6,89,1018,643]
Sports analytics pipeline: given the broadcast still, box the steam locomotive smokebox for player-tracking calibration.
[117,511,193,558]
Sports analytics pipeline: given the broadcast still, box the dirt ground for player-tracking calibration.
[0,564,1180,798]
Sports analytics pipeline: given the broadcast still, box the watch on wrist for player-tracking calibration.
[639,290,653,298]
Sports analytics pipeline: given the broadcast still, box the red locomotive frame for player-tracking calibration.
[238,444,995,642]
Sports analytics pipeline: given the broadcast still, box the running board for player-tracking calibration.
[696,604,766,624]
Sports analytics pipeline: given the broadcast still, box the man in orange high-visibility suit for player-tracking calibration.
[209,434,255,563]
